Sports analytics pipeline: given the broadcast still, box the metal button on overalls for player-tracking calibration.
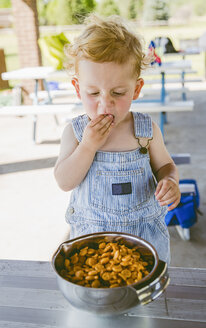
[69,207,74,214]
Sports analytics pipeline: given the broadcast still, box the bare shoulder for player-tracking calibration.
[149,121,173,173]
[151,120,162,138]
[55,122,78,167]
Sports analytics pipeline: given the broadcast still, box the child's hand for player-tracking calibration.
[155,177,181,211]
[81,114,114,152]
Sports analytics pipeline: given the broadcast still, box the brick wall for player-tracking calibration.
[11,0,42,104]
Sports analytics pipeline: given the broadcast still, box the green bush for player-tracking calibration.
[39,0,96,25]
[143,0,170,22]
[0,0,11,8]
[97,0,120,17]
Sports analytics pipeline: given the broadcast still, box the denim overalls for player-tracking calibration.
[65,112,170,263]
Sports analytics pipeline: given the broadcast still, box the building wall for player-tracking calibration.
[11,0,42,104]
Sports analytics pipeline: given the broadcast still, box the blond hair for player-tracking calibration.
[65,14,151,78]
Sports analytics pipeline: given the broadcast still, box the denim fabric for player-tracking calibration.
[66,112,170,264]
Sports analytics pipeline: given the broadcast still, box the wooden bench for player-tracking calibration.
[143,67,200,101]
[144,77,203,84]
[140,86,189,98]
[29,89,76,102]
[0,100,194,142]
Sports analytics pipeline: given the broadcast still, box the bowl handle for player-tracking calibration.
[131,260,170,305]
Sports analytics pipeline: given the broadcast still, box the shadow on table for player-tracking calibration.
[0,156,57,174]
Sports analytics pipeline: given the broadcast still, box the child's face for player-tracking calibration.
[72,60,144,125]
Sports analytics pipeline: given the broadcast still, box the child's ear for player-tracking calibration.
[71,77,81,99]
[133,78,144,100]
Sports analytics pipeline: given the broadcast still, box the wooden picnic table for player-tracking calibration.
[0,259,205,327]
[1,61,194,141]
[1,60,193,105]
[0,100,194,142]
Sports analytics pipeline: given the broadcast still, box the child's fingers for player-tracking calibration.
[158,194,177,207]
[101,117,114,134]
[91,115,113,130]
[97,115,113,133]
[103,121,114,135]
[155,181,163,197]
[167,199,180,211]
[89,114,105,127]
[155,181,171,200]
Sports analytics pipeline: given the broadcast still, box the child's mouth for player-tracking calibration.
[107,114,115,122]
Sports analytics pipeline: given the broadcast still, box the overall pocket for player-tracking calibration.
[89,168,149,214]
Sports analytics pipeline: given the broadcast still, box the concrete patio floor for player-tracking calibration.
[0,83,206,268]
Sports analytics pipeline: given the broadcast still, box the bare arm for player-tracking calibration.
[54,114,114,191]
[54,123,96,191]
[149,122,181,210]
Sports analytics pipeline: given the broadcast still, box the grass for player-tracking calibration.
[0,20,206,89]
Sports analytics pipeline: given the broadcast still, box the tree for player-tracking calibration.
[83,0,96,12]
[143,0,170,22]
[45,0,67,25]
[128,0,137,19]
[118,0,144,20]
[128,0,144,20]
[117,0,129,18]
[70,0,96,24]
[153,0,169,20]
[45,0,96,25]
[37,0,48,25]
[97,0,120,17]
[0,0,11,8]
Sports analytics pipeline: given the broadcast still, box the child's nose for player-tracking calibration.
[98,95,114,114]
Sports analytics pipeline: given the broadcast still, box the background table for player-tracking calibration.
[1,63,194,140]
[0,259,205,328]
[1,61,192,105]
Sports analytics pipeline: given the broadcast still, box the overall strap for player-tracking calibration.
[132,112,153,138]
[71,114,89,142]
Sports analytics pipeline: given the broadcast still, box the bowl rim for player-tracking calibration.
[51,231,159,290]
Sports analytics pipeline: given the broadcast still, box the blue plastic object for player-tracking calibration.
[165,179,200,228]
[48,81,59,90]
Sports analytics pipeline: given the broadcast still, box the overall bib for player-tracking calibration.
[66,112,170,263]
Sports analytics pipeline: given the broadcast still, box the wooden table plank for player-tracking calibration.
[167,298,206,322]
[1,260,205,285]
[0,260,53,278]
[0,287,168,318]
[0,287,69,310]
[166,285,206,300]
[0,322,55,328]
[168,267,206,287]
[0,275,57,290]
[0,306,206,328]
[0,260,206,327]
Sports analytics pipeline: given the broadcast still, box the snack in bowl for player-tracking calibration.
[54,237,154,288]
[52,232,169,315]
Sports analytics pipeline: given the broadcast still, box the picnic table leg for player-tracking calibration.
[160,72,166,104]
[32,79,39,143]
[160,72,166,137]
[163,111,168,124]
[181,71,187,101]
[33,115,37,143]
[43,79,59,126]
[42,79,52,104]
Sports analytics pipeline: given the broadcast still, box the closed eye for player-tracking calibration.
[89,92,99,96]
[112,92,125,96]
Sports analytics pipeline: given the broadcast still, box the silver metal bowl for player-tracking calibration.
[52,232,169,315]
